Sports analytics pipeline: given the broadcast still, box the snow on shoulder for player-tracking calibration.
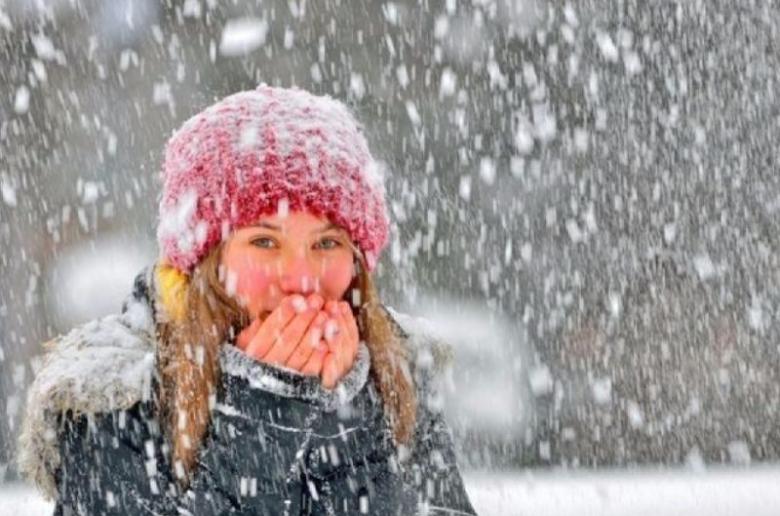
[382,306,459,422]
[384,306,456,379]
[17,311,156,500]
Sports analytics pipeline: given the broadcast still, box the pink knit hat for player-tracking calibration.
[157,85,390,273]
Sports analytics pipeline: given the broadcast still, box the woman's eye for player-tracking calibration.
[251,237,276,249]
[316,238,341,250]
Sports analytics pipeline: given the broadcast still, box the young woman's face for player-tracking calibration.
[220,210,356,321]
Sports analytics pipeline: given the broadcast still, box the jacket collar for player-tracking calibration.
[220,343,371,412]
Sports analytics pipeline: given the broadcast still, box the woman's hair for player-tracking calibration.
[155,242,417,487]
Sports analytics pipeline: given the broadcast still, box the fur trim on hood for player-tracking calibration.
[17,267,455,501]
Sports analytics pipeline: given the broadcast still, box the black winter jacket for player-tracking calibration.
[18,267,478,515]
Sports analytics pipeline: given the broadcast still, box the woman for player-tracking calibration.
[18,86,478,515]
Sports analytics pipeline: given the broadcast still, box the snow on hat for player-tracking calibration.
[157,85,390,273]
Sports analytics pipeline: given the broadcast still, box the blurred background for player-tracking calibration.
[2,0,780,496]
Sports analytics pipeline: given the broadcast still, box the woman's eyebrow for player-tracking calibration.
[316,222,340,233]
[249,222,340,233]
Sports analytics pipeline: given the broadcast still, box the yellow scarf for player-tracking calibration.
[155,262,189,323]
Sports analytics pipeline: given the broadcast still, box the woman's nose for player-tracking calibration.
[278,251,319,295]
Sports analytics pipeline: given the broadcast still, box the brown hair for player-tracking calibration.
[155,243,417,487]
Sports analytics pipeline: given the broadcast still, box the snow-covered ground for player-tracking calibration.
[4,466,780,515]
[465,466,780,516]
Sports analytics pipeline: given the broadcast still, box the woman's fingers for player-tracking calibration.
[323,300,341,341]
[322,302,345,374]
[331,301,359,376]
[285,311,327,370]
[321,350,340,390]
[300,345,328,377]
[262,294,324,365]
[240,297,359,386]
[236,317,262,351]
[314,300,360,388]
[244,294,306,360]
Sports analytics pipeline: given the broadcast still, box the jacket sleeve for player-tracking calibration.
[52,401,233,516]
[300,375,478,515]
[404,400,479,515]
[54,404,251,516]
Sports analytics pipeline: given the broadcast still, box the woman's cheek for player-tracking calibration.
[321,260,354,299]
[233,264,275,311]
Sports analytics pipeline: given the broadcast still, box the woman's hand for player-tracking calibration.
[235,295,359,387]
[320,300,360,390]
[236,294,329,373]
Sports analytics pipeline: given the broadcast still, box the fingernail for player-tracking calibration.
[340,302,350,314]
[324,319,339,341]
[291,295,307,313]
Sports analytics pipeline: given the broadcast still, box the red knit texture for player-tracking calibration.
[157,85,389,273]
